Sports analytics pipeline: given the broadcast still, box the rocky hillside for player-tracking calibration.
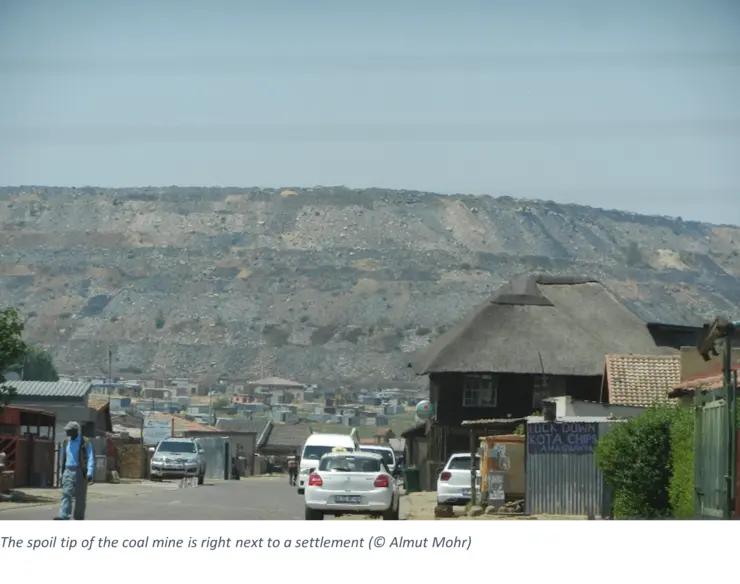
[1,186,739,387]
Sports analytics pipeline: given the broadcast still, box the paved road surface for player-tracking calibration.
[0,477,307,520]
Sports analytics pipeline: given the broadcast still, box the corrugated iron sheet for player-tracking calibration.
[525,421,619,517]
[197,436,230,480]
[11,381,92,399]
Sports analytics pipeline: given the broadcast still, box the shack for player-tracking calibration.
[0,406,57,488]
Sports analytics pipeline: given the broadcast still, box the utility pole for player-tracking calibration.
[108,344,113,384]
[258,323,266,379]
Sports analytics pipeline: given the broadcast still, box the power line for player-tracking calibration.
[3,120,740,143]
[2,52,740,74]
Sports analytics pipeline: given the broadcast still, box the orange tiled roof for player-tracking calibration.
[672,371,739,393]
[605,354,681,407]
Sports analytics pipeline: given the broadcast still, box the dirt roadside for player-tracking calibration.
[0,480,185,513]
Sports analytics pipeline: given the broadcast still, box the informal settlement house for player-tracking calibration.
[7,381,98,444]
[406,274,701,483]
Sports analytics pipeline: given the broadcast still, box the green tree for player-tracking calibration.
[0,308,27,413]
[211,395,231,409]
[13,345,59,381]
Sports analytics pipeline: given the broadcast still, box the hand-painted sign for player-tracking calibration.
[487,471,505,501]
[527,422,598,455]
[143,416,172,445]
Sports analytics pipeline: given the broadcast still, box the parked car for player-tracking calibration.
[304,451,401,520]
[436,453,481,506]
[150,438,207,484]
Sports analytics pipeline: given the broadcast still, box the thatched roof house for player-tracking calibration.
[410,274,684,378]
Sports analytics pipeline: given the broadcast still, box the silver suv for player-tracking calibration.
[150,438,207,484]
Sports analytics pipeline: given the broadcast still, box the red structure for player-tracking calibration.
[0,406,56,488]
[736,430,740,519]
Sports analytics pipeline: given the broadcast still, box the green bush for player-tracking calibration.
[596,406,696,519]
[668,406,694,518]
[596,407,675,518]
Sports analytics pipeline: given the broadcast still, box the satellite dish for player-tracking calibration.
[415,400,435,422]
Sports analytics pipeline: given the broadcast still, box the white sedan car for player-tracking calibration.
[304,451,401,520]
[436,453,481,506]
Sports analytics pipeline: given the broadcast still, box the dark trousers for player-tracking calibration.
[288,468,297,485]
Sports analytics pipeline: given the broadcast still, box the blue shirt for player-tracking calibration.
[65,436,95,478]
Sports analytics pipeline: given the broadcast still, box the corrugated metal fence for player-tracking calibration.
[525,420,621,517]
[195,436,230,480]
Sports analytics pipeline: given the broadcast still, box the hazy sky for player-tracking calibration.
[1,0,738,224]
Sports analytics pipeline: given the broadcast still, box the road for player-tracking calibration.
[0,477,307,520]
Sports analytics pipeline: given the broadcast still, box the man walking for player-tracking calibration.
[55,421,94,520]
[287,450,298,486]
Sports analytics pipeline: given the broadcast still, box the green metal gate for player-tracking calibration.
[694,392,729,519]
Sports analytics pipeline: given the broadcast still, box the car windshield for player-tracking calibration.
[302,445,341,460]
[361,448,394,466]
[447,456,480,471]
[157,441,196,454]
[319,455,381,473]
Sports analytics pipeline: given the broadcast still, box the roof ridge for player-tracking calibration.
[606,353,680,360]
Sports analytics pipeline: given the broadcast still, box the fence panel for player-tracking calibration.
[525,421,617,517]
[695,395,729,519]
[195,436,230,480]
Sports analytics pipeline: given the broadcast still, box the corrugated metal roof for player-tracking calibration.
[215,418,269,435]
[9,380,92,399]
[461,417,529,426]
[261,421,312,448]
[605,354,680,407]
[527,416,628,424]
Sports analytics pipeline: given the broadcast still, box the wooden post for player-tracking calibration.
[469,428,476,506]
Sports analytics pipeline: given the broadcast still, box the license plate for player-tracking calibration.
[462,489,471,497]
[335,495,361,504]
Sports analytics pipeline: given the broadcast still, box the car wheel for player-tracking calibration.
[297,488,304,495]
[198,473,205,485]
[305,507,323,521]
[382,504,400,521]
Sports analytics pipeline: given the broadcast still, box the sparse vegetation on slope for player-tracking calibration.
[1,186,739,385]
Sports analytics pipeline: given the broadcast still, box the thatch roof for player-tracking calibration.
[410,274,675,377]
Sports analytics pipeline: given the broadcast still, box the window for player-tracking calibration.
[302,445,336,460]
[447,455,481,471]
[157,441,196,454]
[359,447,395,466]
[462,374,497,407]
[319,455,381,473]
